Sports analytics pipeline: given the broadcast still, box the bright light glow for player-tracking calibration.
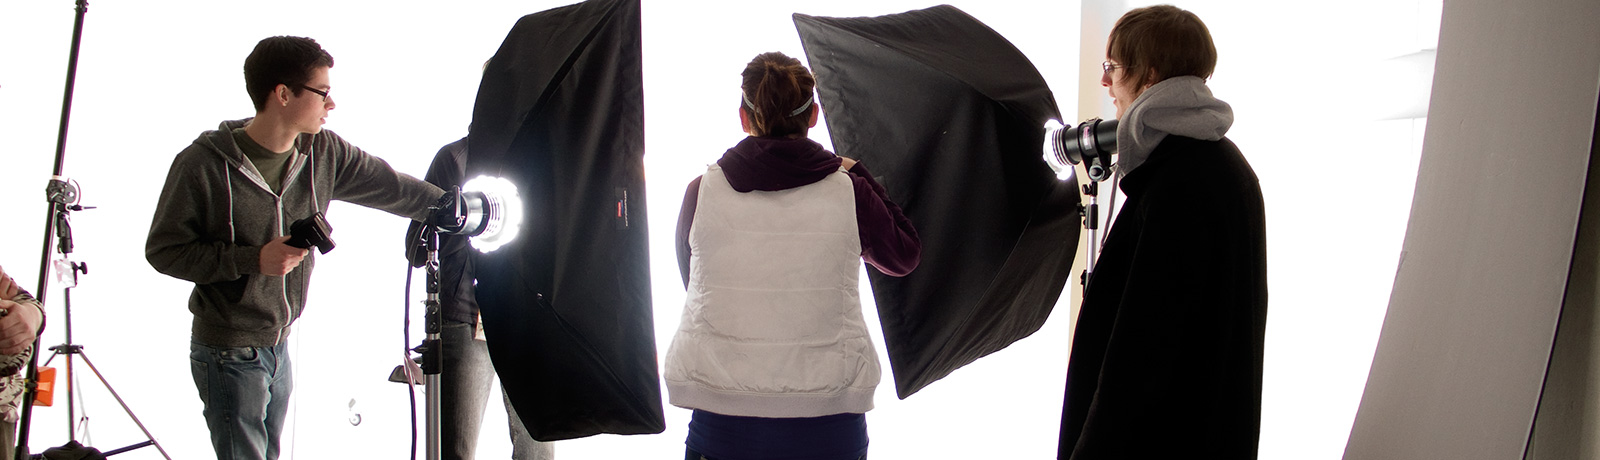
[463,175,524,253]
[1041,119,1073,180]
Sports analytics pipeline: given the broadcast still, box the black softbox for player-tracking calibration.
[466,0,663,441]
[795,5,1081,399]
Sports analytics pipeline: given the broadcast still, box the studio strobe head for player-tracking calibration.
[461,175,523,253]
[1042,118,1119,182]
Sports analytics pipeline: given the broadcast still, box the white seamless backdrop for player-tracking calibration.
[0,1,1435,459]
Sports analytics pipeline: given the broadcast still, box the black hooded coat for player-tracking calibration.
[1058,135,1268,459]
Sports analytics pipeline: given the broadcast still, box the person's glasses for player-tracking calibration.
[300,85,330,102]
[1102,61,1125,77]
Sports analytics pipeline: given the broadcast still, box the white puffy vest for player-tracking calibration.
[664,164,879,418]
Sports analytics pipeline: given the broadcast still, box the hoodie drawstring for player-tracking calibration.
[307,135,320,215]
[226,167,237,241]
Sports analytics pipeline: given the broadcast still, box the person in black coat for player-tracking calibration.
[1058,5,1268,459]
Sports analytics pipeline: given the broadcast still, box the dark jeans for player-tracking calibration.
[189,341,293,460]
[443,320,551,460]
[684,447,866,460]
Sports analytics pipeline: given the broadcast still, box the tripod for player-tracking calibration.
[34,222,169,459]
[15,1,169,458]
[18,183,170,459]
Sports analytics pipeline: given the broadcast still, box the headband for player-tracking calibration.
[742,91,815,118]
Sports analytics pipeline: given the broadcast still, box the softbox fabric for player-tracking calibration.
[467,0,662,441]
[795,6,1081,399]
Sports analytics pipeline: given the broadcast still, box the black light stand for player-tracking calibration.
[15,1,168,458]
[1045,118,1120,294]
[413,225,444,460]
[1080,179,1102,288]
[1075,168,1119,293]
[404,183,509,459]
[400,188,473,460]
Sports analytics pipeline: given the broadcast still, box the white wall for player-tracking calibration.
[0,1,1441,459]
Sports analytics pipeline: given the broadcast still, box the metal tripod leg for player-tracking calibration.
[39,348,171,459]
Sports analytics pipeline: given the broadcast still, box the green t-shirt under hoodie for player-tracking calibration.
[231,127,293,195]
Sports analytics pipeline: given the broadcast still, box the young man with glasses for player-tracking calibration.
[145,36,446,460]
[1058,5,1267,460]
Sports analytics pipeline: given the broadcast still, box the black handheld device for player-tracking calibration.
[286,212,336,254]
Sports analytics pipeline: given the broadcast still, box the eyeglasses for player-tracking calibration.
[1101,61,1125,77]
[300,85,330,102]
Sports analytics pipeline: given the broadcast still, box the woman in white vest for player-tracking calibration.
[664,52,922,460]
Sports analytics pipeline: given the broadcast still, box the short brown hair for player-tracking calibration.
[739,52,816,138]
[244,36,334,112]
[1107,5,1216,92]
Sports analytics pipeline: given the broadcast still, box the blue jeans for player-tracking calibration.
[685,447,865,460]
[443,320,551,460]
[190,341,292,460]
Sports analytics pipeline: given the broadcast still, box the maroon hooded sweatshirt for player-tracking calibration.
[675,135,921,287]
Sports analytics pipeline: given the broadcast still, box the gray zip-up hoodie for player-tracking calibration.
[147,119,444,347]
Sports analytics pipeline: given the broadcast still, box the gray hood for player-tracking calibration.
[1115,76,1234,178]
